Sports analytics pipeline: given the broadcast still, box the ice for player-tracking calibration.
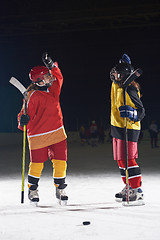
[1,174,160,240]
[0,133,160,240]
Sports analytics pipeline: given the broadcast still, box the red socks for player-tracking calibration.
[117,159,141,188]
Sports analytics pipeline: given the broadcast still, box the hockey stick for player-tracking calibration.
[9,77,27,204]
[123,68,143,89]
[122,68,143,204]
[9,77,27,95]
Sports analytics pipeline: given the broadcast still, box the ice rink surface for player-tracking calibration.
[0,133,160,240]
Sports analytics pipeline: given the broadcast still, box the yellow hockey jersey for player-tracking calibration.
[111,82,145,142]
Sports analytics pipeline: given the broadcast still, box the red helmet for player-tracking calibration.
[29,66,49,83]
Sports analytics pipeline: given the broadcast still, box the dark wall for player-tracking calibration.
[1,1,160,132]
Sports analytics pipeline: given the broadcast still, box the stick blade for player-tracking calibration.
[135,68,143,77]
[122,68,143,88]
[9,77,27,95]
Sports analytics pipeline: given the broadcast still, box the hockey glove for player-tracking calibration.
[42,52,55,70]
[119,105,138,121]
[119,53,131,64]
[20,114,30,127]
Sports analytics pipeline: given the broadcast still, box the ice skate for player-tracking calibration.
[56,184,68,206]
[28,189,39,205]
[115,185,132,202]
[122,188,145,206]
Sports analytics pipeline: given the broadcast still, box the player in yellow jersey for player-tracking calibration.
[110,54,145,203]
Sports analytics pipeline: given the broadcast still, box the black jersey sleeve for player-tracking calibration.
[127,85,145,121]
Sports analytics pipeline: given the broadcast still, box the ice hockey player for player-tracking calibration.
[110,53,145,203]
[17,53,68,205]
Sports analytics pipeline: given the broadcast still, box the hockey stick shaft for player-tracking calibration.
[123,89,129,203]
[21,93,27,203]
[122,68,143,203]
[21,124,26,203]
[9,77,27,204]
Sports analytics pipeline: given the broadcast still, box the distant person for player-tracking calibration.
[110,54,145,203]
[17,53,68,205]
[85,126,90,145]
[79,124,86,146]
[89,120,98,147]
[149,120,159,148]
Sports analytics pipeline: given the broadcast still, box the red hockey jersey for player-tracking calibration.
[18,63,67,150]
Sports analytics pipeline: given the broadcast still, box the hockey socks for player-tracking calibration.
[117,159,142,189]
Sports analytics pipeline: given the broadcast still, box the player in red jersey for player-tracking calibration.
[18,53,68,205]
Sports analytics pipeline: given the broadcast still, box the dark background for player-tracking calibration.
[0,0,160,132]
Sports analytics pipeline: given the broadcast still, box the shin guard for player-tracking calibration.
[28,162,44,190]
[52,159,67,187]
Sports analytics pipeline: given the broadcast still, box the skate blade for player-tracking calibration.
[122,200,145,207]
[30,201,38,207]
[58,199,68,206]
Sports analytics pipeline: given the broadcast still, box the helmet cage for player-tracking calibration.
[29,66,55,88]
[110,67,124,86]
[110,63,134,87]
[35,72,53,87]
